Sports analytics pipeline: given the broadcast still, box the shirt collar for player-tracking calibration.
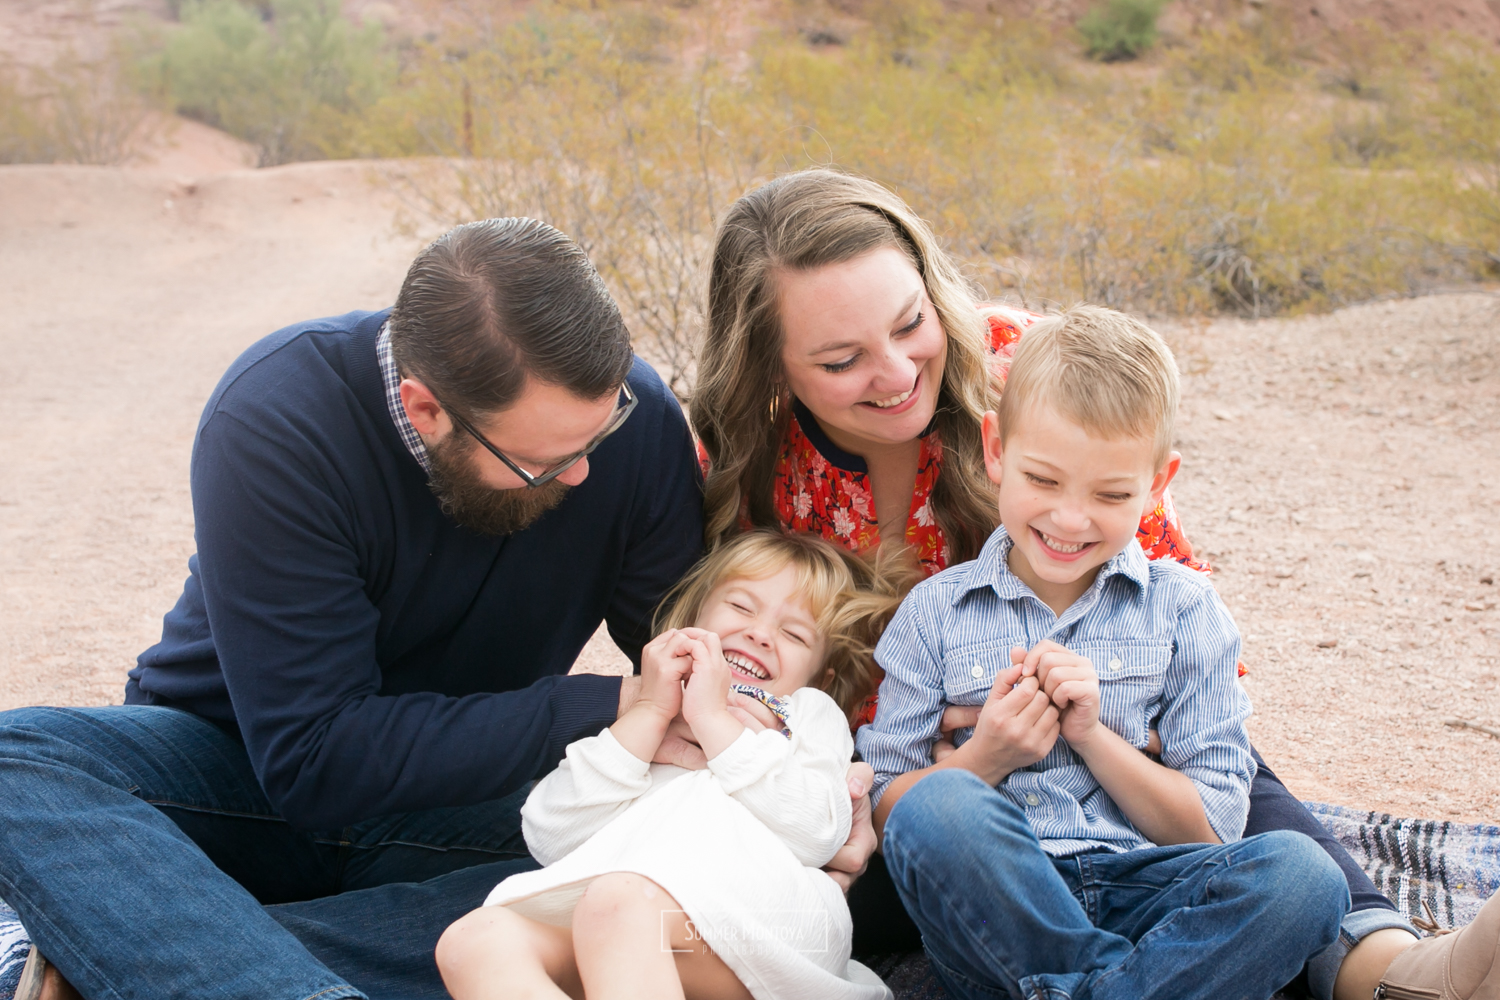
[789,397,941,476]
[955,525,1152,605]
[377,322,431,473]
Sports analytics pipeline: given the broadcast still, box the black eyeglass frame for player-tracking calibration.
[443,381,637,489]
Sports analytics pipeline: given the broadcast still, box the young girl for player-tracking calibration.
[435,530,906,1000]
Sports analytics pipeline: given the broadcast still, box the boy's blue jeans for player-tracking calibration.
[0,706,542,1000]
[883,770,1351,1000]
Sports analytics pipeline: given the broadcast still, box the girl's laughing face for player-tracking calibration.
[693,565,827,697]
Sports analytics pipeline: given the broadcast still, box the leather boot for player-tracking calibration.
[1376,893,1500,1000]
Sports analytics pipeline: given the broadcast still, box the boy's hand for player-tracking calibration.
[964,660,1060,784]
[1023,641,1102,749]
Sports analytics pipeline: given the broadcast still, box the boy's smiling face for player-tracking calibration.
[982,404,1180,614]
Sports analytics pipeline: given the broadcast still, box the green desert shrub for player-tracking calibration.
[1077,0,1168,62]
[151,0,392,165]
[0,51,154,165]
[11,0,1473,367]
[346,2,1476,363]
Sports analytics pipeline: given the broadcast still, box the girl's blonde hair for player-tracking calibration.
[654,530,913,719]
[692,168,1001,565]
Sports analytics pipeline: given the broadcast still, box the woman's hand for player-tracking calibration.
[933,703,979,763]
[824,762,877,893]
[726,690,779,733]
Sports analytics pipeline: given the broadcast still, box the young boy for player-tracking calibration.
[855,305,1350,1000]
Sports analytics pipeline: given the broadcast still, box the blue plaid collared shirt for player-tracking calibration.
[857,526,1255,857]
[377,323,430,473]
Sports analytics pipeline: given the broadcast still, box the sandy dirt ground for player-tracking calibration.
[0,158,1497,824]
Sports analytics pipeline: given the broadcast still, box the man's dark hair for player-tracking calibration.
[389,218,634,419]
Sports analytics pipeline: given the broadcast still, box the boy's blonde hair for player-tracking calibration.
[654,530,913,720]
[995,304,1180,468]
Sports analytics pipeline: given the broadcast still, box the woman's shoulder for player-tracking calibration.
[976,303,1041,350]
[976,304,1042,383]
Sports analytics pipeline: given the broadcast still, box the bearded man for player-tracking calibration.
[0,219,712,999]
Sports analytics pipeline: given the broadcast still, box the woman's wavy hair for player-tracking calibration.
[653,530,915,720]
[692,169,1000,564]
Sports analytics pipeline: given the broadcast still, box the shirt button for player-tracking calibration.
[1108,657,1122,671]
[1025,794,1041,806]
[971,665,984,679]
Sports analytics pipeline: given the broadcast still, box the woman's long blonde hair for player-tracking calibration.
[692,169,1000,565]
[654,530,913,719]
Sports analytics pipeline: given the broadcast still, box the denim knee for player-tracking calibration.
[0,708,83,761]
[1241,830,1351,935]
[884,770,1029,873]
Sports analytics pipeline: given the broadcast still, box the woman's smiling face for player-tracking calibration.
[777,247,947,454]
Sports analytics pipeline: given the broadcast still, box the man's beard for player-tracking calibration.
[425,433,571,536]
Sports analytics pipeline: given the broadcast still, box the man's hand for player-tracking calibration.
[653,715,709,769]
[1024,641,1102,750]
[823,762,876,893]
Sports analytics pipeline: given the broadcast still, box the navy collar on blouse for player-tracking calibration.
[789,397,940,477]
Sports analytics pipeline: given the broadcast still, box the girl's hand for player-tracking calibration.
[680,630,733,729]
[1024,641,1101,750]
[675,627,776,733]
[611,632,695,765]
[672,629,747,759]
[636,629,696,722]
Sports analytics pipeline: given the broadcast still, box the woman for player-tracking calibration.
[691,169,1489,1000]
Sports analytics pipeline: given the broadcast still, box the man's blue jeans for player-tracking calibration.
[883,770,1351,1000]
[0,706,543,1000]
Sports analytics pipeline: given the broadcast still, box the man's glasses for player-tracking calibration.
[443,382,637,489]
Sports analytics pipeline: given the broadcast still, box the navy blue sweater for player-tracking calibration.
[128,310,704,830]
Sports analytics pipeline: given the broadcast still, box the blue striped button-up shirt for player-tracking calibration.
[857,526,1255,857]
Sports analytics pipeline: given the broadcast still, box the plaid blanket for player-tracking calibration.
[0,901,26,1000]
[1,804,1495,999]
